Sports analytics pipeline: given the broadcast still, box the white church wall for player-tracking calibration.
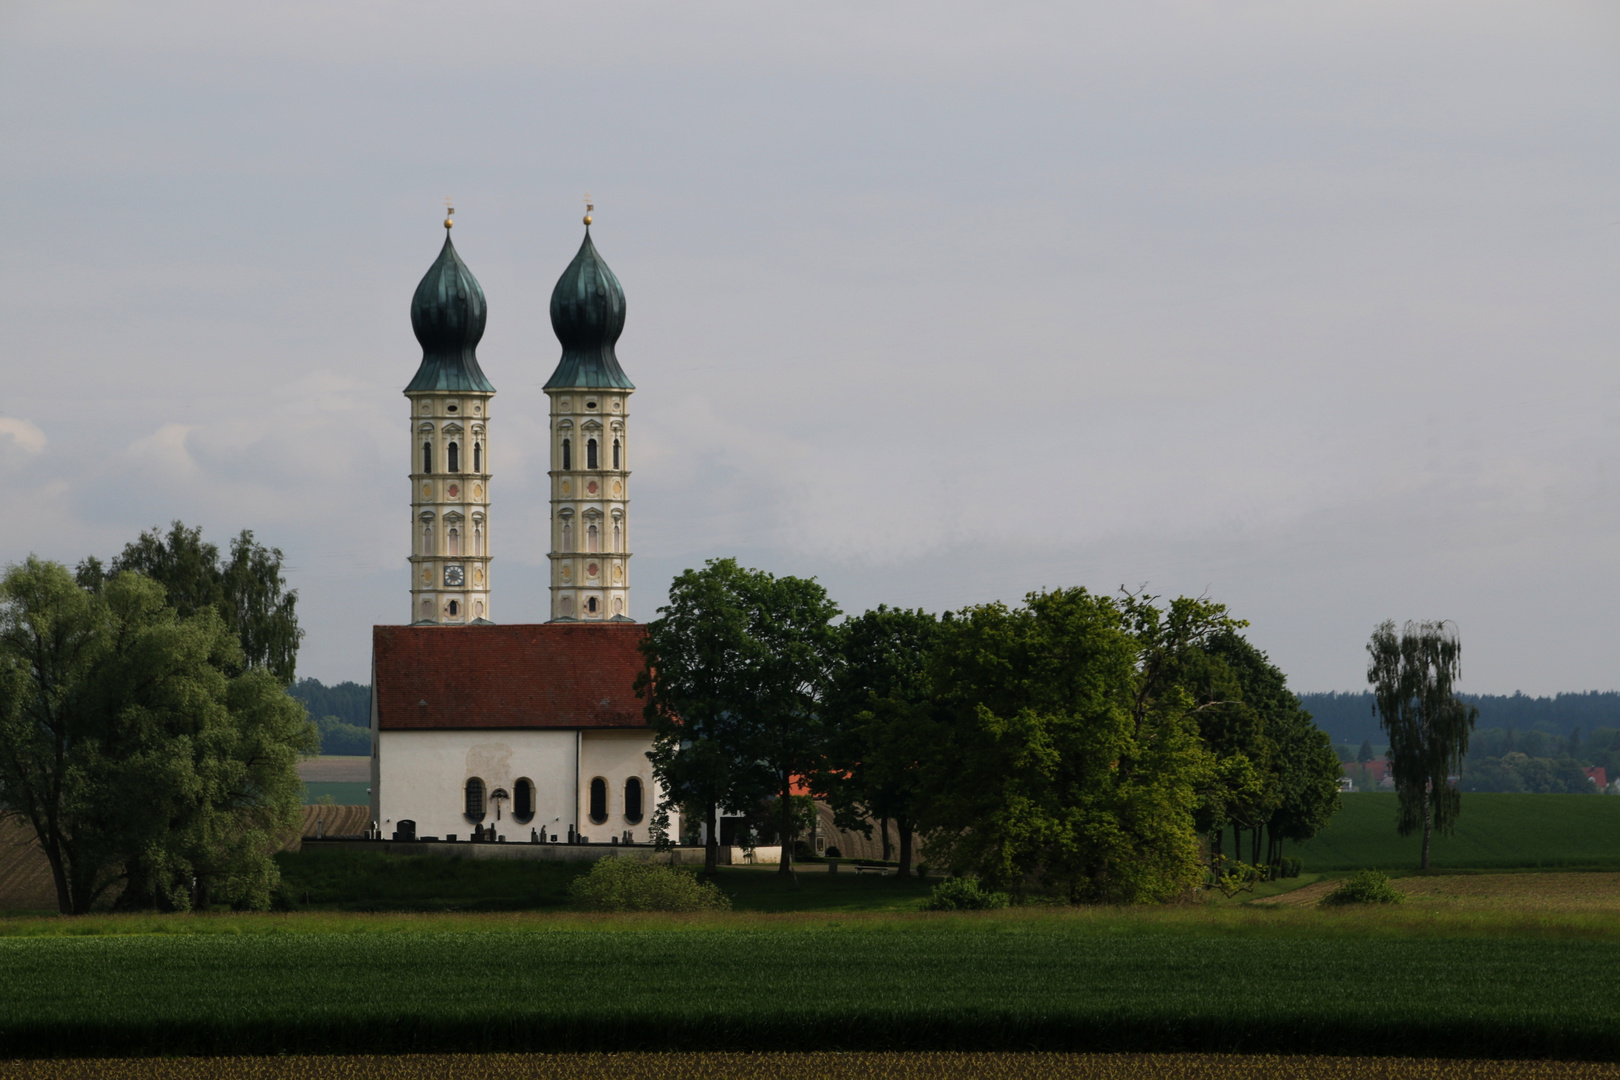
[377,728,578,841]
[578,729,663,844]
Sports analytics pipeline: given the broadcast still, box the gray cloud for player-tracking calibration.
[2,0,1618,693]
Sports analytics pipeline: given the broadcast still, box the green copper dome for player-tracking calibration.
[544,229,634,390]
[406,231,495,394]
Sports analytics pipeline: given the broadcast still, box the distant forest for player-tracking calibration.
[288,678,371,755]
[1301,690,1620,745]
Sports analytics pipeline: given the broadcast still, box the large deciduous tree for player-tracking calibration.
[0,558,314,914]
[820,605,941,878]
[638,559,840,876]
[1367,619,1479,870]
[81,521,304,685]
[917,588,1211,903]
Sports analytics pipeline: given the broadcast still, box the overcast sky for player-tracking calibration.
[3,1,1618,694]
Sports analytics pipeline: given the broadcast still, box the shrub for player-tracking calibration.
[920,875,1010,912]
[1321,868,1402,906]
[568,858,731,913]
[1277,856,1302,879]
[825,846,841,859]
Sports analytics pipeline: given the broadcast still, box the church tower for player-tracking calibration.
[545,212,634,622]
[406,210,495,625]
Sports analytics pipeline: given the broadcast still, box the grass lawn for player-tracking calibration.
[301,782,370,805]
[1290,794,1620,871]
[1,907,1619,1059]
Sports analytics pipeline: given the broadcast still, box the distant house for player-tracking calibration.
[1588,766,1607,790]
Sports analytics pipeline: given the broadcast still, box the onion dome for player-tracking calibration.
[544,229,634,390]
[406,230,495,393]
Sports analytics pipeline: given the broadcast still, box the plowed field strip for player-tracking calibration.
[1,1053,1617,1080]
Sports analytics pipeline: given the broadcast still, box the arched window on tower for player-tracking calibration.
[587,438,598,469]
[561,438,571,471]
[447,441,459,472]
[613,439,621,469]
[422,442,433,474]
[474,527,484,555]
[473,442,482,472]
[448,599,460,617]
[613,523,622,552]
[561,521,573,552]
[587,596,599,615]
[422,523,433,554]
[587,523,599,553]
[421,598,433,621]
[448,527,460,556]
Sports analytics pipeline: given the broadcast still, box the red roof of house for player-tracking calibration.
[373,623,649,730]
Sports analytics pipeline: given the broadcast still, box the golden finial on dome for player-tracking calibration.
[583,192,594,227]
[444,196,455,230]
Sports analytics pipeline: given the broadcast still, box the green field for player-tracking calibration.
[301,782,370,805]
[276,848,937,913]
[1290,794,1620,871]
[0,911,1617,1060]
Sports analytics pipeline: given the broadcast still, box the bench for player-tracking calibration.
[852,863,893,876]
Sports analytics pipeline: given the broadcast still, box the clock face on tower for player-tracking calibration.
[444,564,465,588]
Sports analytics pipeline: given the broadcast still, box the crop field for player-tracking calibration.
[1289,794,1620,871]
[1259,872,1620,911]
[2,1054,1620,1080]
[1,910,1619,1060]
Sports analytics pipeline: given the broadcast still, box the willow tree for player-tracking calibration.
[1366,620,1478,870]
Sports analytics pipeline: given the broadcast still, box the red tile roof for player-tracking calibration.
[373,623,649,730]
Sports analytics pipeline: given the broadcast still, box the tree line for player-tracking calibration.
[1304,689,1620,745]
[638,558,1343,902]
[0,523,311,914]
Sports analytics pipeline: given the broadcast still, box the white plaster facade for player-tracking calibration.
[408,390,493,625]
[371,725,667,843]
[548,389,631,622]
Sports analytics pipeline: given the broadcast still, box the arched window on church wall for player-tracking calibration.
[464,777,486,822]
[624,777,644,824]
[513,779,534,823]
[588,777,608,825]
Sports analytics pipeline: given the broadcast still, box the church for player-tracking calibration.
[367,206,675,846]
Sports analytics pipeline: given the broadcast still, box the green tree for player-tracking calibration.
[0,558,314,913]
[1367,619,1479,870]
[820,605,941,878]
[1358,738,1375,764]
[638,559,773,874]
[88,521,304,685]
[916,588,1210,903]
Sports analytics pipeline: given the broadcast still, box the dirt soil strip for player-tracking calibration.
[296,756,371,783]
[0,807,372,904]
[1,1055,1617,1080]
[1256,872,1620,910]
[0,819,56,911]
